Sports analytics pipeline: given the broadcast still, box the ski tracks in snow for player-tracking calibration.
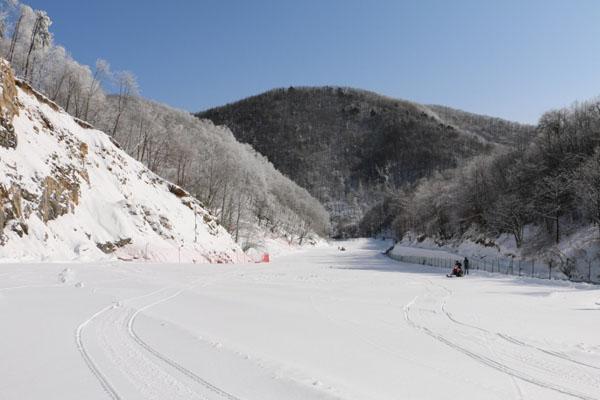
[76,303,124,400]
[403,279,600,400]
[126,283,243,400]
[75,274,244,400]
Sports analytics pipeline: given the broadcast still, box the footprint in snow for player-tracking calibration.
[58,268,75,284]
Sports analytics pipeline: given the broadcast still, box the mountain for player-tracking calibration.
[0,59,245,263]
[94,94,330,251]
[197,86,534,236]
[426,105,534,146]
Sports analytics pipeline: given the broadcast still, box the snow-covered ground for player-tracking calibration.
[1,239,599,400]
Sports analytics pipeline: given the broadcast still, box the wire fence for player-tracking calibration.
[387,253,600,284]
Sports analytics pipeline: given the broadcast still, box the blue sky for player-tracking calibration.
[25,0,600,123]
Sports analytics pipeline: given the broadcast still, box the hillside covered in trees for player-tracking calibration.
[96,95,330,247]
[0,0,329,251]
[198,87,534,236]
[384,101,600,275]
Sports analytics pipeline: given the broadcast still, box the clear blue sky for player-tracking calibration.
[25,0,600,123]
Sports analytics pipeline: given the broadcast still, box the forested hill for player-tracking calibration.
[197,86,534,236]
[427,104,534,146]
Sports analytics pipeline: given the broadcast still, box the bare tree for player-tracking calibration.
[23,9,51,80]
[82,59,109,121]
[110,70,138,137]
[577,148,600,237]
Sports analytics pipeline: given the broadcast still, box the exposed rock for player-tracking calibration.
[9,220,28,237]
[168,184,188,198]
[79,142,88,158]
[159,215,173,230]
[74,117,94,129]
[109,136,122,149]
[0,207,5,230]
[15,79,60,111]
[38,111,54,130]
[96,238,132,254]
[0,59,19,149]
[39,175,80,222]
[0,184,23,221]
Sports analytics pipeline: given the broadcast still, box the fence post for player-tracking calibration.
[518,259,522,276]
[548,261,552,280]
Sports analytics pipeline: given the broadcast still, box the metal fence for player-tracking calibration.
[387,253,600,284]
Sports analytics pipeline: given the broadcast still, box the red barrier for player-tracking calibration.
[254,253,270,263]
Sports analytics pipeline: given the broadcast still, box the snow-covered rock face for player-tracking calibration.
[0,60,19,149]
[0,59,246,263]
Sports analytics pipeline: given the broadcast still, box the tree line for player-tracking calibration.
[198,86,526,237]
[368,100,600,261]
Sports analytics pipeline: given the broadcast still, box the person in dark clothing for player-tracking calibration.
[463,257,469,275]
[447,261,463,277]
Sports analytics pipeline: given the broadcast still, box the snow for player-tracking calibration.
[0,76,246,263]
[1,239,599,399]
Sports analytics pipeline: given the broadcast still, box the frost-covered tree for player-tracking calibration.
[110,70,138,137]
[577,148,600,237]
[23,9,50,80]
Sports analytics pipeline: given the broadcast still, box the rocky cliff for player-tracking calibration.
[0,59,245,263]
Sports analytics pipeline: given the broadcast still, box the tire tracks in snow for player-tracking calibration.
[435,283,523,400]
[437,283,600,372]
[76,304,124,400]
[75,286,170,400]
[495,334,600,371]
[433,280,600,389]
[76,271,245,400]
[308,293,512,399]
[403,280,600,400]
[126,280,244,400]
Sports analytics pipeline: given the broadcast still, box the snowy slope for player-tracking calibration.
[1,240,598,399]
[0,59,245,263]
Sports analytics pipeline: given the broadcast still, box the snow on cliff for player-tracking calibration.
[0,59,246,263]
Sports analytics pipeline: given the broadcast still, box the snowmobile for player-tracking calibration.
[447,263,464,278]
